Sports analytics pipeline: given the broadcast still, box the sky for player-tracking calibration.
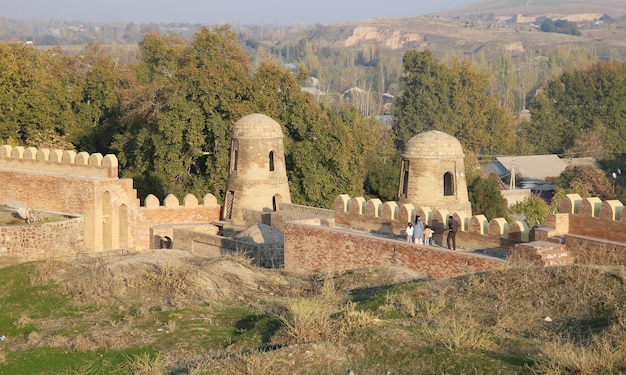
[2,0,477,25]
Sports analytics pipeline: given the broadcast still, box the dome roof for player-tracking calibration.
[232,113,283,139]
[403,130,464,158]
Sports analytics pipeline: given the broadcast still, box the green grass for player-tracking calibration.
[0,346,158,374]
[1,259,626,374]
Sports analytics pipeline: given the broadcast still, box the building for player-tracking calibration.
[397,130,471,214]
[223,114,291,225]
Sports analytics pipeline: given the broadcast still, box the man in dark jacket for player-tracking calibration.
[446,215,460,250]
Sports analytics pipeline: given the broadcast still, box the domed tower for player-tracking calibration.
[223,114,291,224]
[397,130,471,214]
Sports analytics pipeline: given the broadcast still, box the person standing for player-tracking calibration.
[446,215,460,250]
[413,215,424,245]
[405,222,414,243]
[424,225,433,245]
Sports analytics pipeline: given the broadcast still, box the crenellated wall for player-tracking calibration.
[537,194,626,264]
[334,194,530,253]
[0,144,222,257]
[0,145,118,178]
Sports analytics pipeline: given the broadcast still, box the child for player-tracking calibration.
[424,225,433,245]
[405,222,414,243]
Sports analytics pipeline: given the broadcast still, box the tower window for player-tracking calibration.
[444,172,454,196]
[269,151,275,171]
[399,160,410,198]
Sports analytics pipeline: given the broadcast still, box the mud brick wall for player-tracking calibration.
[283,220,507,279]
[0,217,84,260]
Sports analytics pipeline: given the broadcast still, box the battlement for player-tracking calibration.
[558,194,624,222]
[0,144,118,178]
[139,193,222,230]
[142,193,219,209]
[334,194,530,243]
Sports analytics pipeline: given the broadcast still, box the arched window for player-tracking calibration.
[399,160,410,198]
[443,172,454,196]
[402,171,409,197]
[230,140,239,173]
[269,151,275,171]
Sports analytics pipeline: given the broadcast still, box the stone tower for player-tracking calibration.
[223,114,291,224]
[397,130,471,214]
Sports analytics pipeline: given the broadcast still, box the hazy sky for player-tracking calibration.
[3,0,476,25]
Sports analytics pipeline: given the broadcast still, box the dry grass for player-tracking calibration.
[122,352,166,375]
[275,273,379,345]
[533,310,626,374]
[422,313,498,351]
[221,248,254,266]
[5,252,626,374]
[144,262,198,299]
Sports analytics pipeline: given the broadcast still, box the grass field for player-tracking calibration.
[0,252,625,374]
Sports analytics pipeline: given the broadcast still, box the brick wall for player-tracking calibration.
[0,217,84,260]
[283,220,507,279]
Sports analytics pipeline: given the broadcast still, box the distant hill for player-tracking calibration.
[301,0,626,61]
[441,0,626,20]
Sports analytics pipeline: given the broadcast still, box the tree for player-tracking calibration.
[285,105,380,208]
[468,173,509,221]
[510,194,549,226]
[364,127,401,201]
[525,61,626,158]
[393,50,516,155]
[0,43,82,146]
[546,165,616,208]
[112,26,254,200]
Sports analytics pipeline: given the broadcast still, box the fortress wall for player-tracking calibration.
[335,194,529,253]
[0,144,225,253]
[283,220,507,279]
[0,217,84,260]
[140,193,221,225]
[550,194,626,263]
[0,145,117,178]
[173,227,261,263]
[554,194,626,242]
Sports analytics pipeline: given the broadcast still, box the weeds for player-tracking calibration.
[145,263,197,300]
[422,313,498,351]
[123,352,166,375]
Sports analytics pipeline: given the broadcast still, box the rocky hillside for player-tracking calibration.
[303,0,626,59]
[441,0,626,21]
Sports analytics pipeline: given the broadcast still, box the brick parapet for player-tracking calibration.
[334,194,528,246]
[140,193,222,230]
[283,219,507,279]
[0,144,118,178]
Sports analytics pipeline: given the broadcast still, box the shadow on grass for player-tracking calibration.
[234,313,283,346]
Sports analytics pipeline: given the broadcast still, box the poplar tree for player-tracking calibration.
[393,49,516,156]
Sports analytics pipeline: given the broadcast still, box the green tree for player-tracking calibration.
[69,44,121,152]
[285,105,380,208]
[0,43,82,147]
[547,165,616,201]
[393,50,516,155]
[510,194,549,226]
[364,127,401,201]
[468,173,509,221]
[525,61,626,158]
[112,26,254,200]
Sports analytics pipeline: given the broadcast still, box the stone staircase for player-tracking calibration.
[510,240,575,266]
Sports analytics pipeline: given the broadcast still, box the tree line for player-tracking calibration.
[0,26,624,215]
